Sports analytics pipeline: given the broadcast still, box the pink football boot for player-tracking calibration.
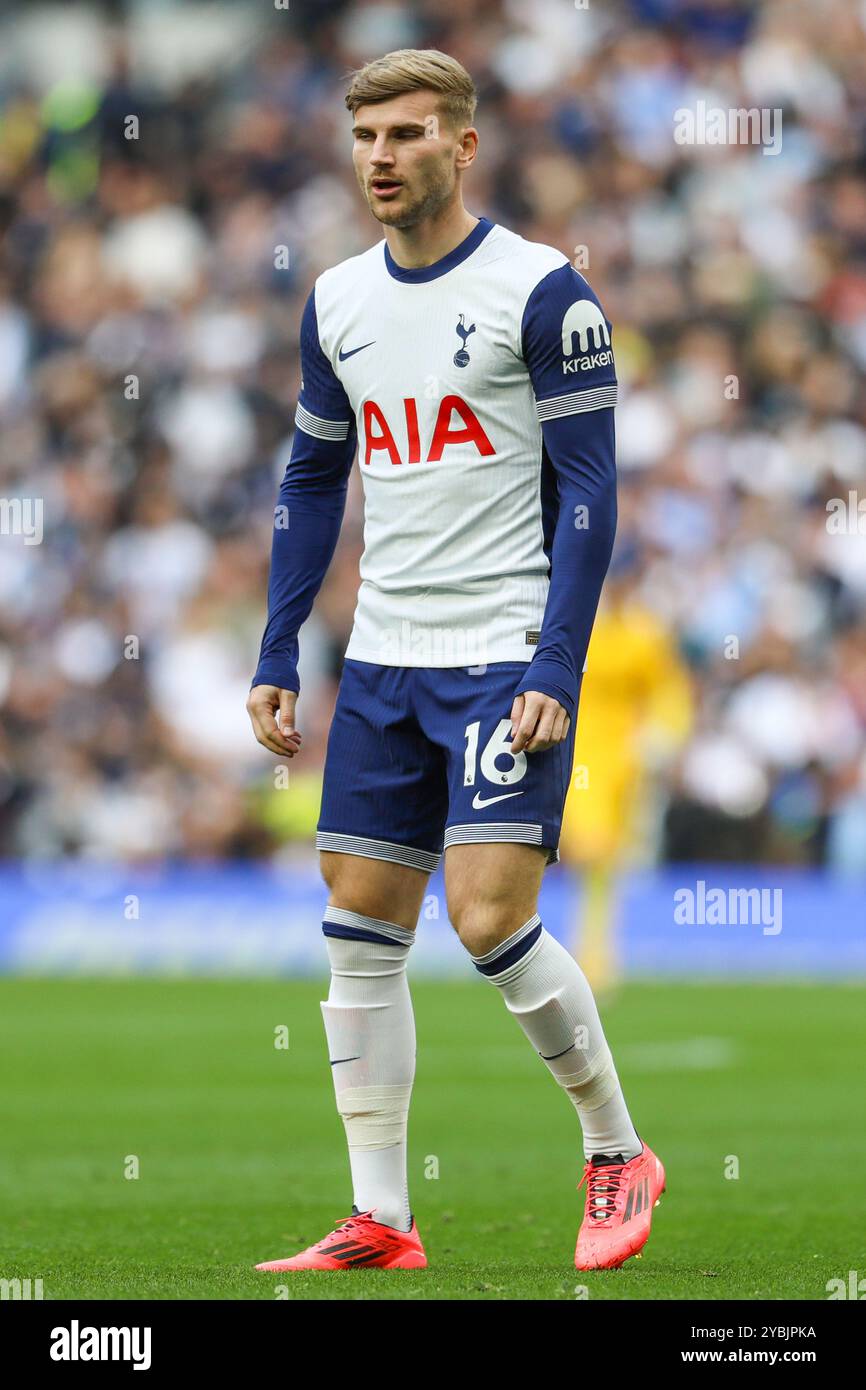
[255,1210,427,1272]
[575,1141,666,1270]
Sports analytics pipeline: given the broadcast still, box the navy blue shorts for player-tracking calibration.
[316,659,579,873]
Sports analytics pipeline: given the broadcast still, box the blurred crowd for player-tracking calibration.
[0,0,864,870]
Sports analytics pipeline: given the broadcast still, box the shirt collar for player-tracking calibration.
[383,216,495,283]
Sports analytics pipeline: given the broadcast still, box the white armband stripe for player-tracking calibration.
[295,403,351,441]
[536,384,617,421]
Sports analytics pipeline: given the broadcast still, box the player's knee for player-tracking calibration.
[319,850,343,894]
[319,851,423,932]
[320,850,374,904]
[449,899,530,958]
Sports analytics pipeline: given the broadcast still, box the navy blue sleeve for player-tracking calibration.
[251,288,356,692]
[512,264,618,722]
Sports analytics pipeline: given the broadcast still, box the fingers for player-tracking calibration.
[253,712,300,758]
[510,692,571,754]
[527,703,570,752]
[510,692,540,754]
[246,686,303,758]
[551,708,571,743]
[527,698,556,752]
[510,693,524,736]
[278,688,298,740]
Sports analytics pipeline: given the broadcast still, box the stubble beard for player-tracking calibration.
[363,166,455,230]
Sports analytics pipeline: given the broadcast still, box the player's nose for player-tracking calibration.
[369,138,395,166]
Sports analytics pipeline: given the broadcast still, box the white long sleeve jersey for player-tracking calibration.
[294,215,617,675]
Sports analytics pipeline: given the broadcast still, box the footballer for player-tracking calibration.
[246,48,665,1273]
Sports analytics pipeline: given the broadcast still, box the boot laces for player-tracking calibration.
[330,1209,379,1237]
[578,1160,626,1223]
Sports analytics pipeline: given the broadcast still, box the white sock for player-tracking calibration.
[471,915,641,1161]
[320,907,415,1231]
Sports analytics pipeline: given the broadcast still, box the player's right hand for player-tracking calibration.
[246,685,303,758]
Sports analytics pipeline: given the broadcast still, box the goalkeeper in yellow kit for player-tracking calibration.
[558,545,694,994]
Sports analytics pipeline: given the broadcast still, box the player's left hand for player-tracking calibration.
[509,691,571,754]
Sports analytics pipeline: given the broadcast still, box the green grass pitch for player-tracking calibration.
[1,976,864,1300]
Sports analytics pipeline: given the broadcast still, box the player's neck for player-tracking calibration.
[383,202,479,270]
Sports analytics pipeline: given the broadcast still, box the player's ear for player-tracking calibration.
[455,126,478,170]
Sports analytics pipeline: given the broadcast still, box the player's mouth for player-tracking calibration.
[370,177,403,200]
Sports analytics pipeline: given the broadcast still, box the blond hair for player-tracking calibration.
[345,49,477,127]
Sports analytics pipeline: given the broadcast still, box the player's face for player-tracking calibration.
[351,92,471,229]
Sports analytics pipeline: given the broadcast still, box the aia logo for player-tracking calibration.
[362,396,495,466]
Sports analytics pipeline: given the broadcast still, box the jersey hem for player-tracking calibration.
[343,640,535,667]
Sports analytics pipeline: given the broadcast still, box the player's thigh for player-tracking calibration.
[444,841,547,954]
[320,850,430,932]
[317,658,448,870]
